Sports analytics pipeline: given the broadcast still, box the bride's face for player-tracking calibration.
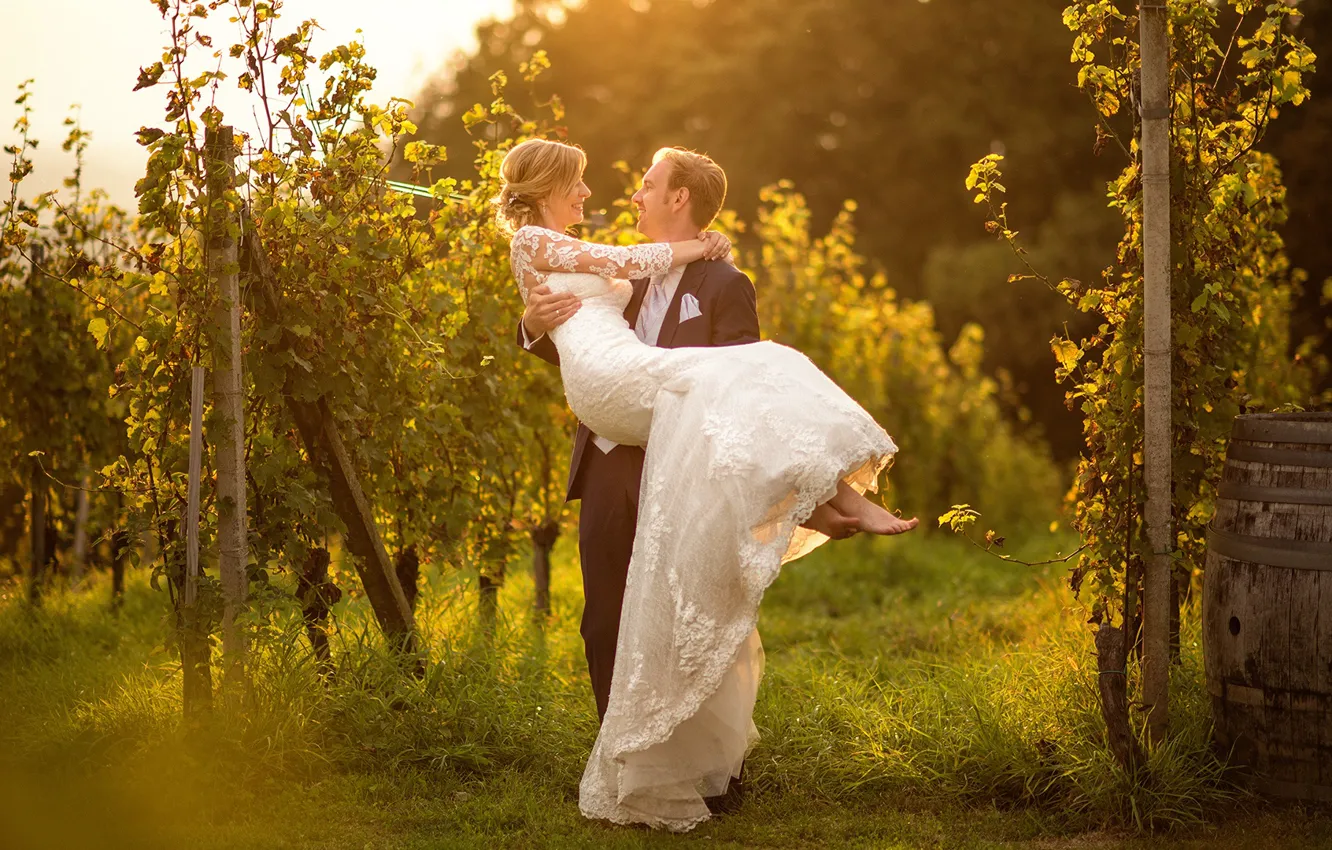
[543,177,591,230]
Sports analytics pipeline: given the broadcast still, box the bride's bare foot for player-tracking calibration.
[861,509,920,535]
[828,480,920,536]
[802,501,862,539]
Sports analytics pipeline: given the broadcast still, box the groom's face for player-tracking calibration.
[633,159,689,241]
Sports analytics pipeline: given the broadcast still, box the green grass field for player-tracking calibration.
[2,529,1330,849]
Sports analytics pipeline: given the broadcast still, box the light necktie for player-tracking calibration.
[638,274,672,345]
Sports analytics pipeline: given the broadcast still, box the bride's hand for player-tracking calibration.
[698,231,733,262]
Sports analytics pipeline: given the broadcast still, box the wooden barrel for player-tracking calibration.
[1203,412,1332,800]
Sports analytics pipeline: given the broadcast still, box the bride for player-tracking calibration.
[500,138,917,831]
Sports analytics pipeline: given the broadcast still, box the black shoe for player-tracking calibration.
[704,772,746,816]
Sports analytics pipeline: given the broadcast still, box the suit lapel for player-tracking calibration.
[566,425,591,501]
[625,278,650,328]
[656,262,705,349]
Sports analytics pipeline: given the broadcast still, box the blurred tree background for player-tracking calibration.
[415,0,1332,461]
[1269,0,1332,359]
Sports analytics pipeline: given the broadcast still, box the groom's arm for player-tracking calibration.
[708,264,761,346]
[516,318,561,366]
[515,283,578,366]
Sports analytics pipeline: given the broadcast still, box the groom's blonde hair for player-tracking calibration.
[652,147,727,229]
[496,138,587,233]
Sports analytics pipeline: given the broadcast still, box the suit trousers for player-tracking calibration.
[576,442,646,723]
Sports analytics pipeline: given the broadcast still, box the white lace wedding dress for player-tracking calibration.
[511,225,898,831]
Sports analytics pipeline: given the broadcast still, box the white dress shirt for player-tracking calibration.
[634,266,685,348]
[523,268,686,455]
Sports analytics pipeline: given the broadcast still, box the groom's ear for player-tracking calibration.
[672,186,692,214]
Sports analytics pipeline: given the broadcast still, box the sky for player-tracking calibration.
[2,0,514,207]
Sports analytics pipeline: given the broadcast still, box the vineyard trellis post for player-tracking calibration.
[182,364,212,716]
[27,454,45,606]
[25,251,46,607]
[70,476,91,585]
[204,125,249,696]
[297,547,338,681]
[1139,0,1173,744]
[532,520,559,621]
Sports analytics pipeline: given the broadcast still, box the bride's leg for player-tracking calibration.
[828,480,919,535]
[801,500,861,539]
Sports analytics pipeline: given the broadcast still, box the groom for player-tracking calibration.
[516,148,759,796]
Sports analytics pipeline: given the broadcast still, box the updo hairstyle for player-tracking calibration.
[495,138,587,233]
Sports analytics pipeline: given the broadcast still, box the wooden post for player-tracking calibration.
[1139,0,1173,744]
[110,529,128,611]
[205,126,249,695]
[69,475,91,586]
[395,545,420,613]
[531,521,559,620]
[480,568,501,636]
[27,455,46,606]
[310,399,420,655]
[185,365,204,612]
[25,252,47,607]
[239,209,419,659]
[297,547,340,681]
[181,365,212,715]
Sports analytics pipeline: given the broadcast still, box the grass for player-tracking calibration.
[1,528,1331,849]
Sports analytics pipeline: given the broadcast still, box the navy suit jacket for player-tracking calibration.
[517,258,761,501]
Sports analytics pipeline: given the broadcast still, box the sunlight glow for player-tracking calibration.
[2,0,514,206]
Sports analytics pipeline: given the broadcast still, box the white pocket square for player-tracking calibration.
[678,293,702,323]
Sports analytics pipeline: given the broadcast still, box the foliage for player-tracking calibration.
[735,186,1064,531]
[966,0,1323,627]
[0,81,143,581]
[436,61,578,578]
[3,1,578,658]
[920,190,1122,450]
[2,0,1067,677]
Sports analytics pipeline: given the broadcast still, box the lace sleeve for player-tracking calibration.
[515,226,676,279]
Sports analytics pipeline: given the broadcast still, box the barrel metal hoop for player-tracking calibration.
[1227,442,1332,469]
[1217,481,1332,506]
[1207,526,1332,571]
[1232,416,1332,445]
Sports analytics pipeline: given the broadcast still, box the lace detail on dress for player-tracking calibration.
[503,224,902,832]
[510,225,674,302]
[575,341,897,832]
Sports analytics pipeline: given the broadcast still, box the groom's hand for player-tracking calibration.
[523,284,581,340]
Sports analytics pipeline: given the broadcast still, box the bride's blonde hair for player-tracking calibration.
[495,138,587,234]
